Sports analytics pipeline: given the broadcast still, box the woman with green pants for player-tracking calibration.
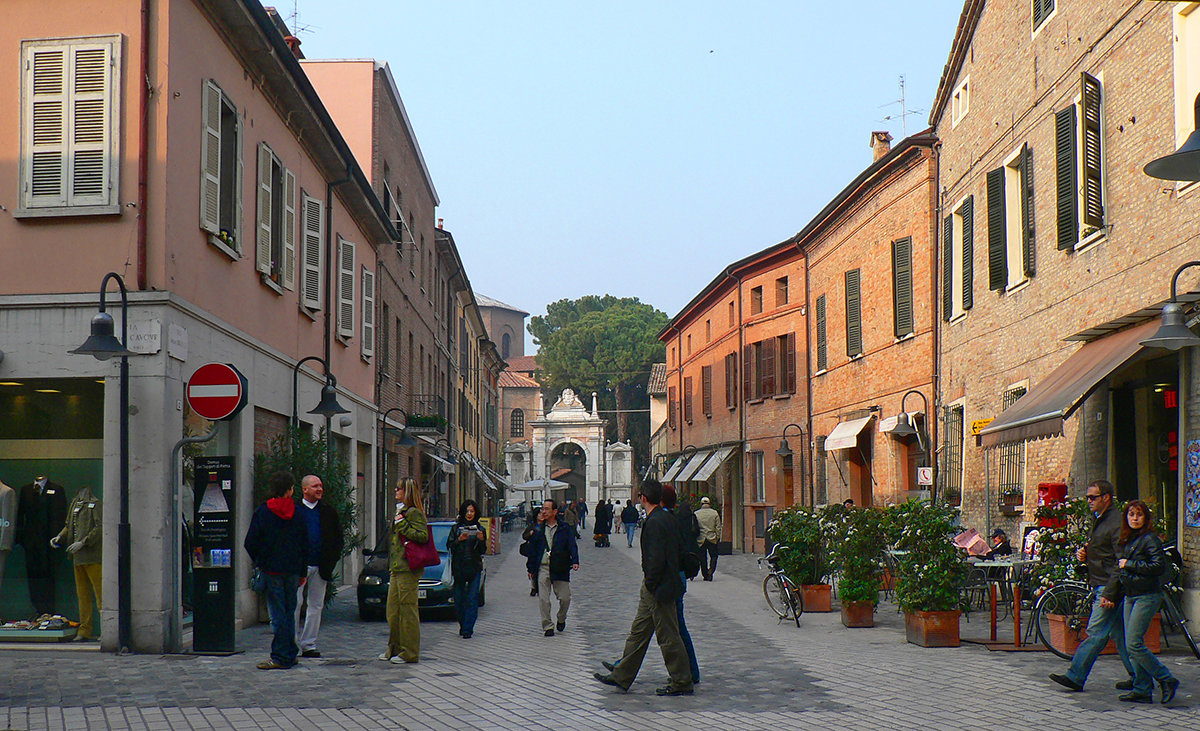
[380,478,428,664]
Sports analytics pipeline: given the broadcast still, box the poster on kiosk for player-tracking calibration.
[192,457,236,653]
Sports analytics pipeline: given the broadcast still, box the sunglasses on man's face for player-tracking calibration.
[1085,494,1102,501]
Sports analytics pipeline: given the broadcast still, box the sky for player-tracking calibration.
[292,1,967,353]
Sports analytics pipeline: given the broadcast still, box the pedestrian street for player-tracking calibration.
[3,533,1199,730]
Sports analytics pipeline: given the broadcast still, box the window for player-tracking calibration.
[742,334,796,400]
[750,286,763,315]
[997,386,1027,502]
[705,319,711,343]
[19,36,121,216]
[892,238,913,338]
[1056,72,1105,251]
[501,333,511,359]
[701,365,712,417]
[845,269,862,357]
[951,76,969,128]
[986,145,1035,292]
[396,319,404,385]
[299,194,324,310]
[815,294,827,372]
[776,333,796,393]
[728,301,735,327]
[724,352,738,408]
[684,376,694,423]
[336,237,356,339]
[1032,0,1055,33]
[751,452,765,503]
[510,408,524,438]
[668,386,678,429]
[775,276,789,307]
[361,267,375,358]
[940,404,965,506]
[255,143,296,290]
[942,196,975,320]
[199,80,242,253]
[687,334,692,355]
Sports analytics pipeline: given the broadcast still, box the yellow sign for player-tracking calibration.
[970,418,994,436]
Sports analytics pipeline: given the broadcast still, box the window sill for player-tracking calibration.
[13,203,121,219]
[848,353,863,362]
[207,233,240,260]
[1178,180,1200,199]
[773,394,791,401]
[748,398,765,406]
[1004,278,1031,295]
[949,312,967,325]
[1074,228,1106,254]
[893,332,915,344]
[814,368,827,377]
[335,335,350,348]
[260,274,284,295]
[298,305,319,322]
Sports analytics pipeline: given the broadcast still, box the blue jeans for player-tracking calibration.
[676,572,700,683]
[1065,586,1133,687]
[1124,593,1176,696]
[625,523,638,547]
[264,572,300,666]
[454,573,482,637]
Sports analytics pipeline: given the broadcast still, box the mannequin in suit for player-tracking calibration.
[0,479,16,591]
[17,476,67,615]
[52,485,102,641]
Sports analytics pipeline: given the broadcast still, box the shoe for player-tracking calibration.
[655,685,694,696]
[1115,679,1133,691]
[557,621,566,632]
[300,649,321,658]
[1118,693,1153,704]
[256,660,289,670]
[531,588,539,596]
[462,633,472,639]
[1048,673,1082,692]
[544,629,554,637]
[593,672,629,692]
[390,655,416,664]
[601,660,616,672]
[1160,678,1180,704]
[377,652,393,661]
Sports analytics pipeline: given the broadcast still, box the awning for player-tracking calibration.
[661,455,688,481]
[824,416,874,451]
[428,453,456,474]
[459,451,502,493]
[979,318,1160,448]
[675,449,714,482]
[689,445,736,483]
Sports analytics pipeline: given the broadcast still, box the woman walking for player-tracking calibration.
[449,499,487,638]
[380,478,429,664]
[1104,500,1179,704]
[595,499,611,547]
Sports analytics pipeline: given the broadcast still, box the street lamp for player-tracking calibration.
[1145,101,1200,181]
[1141,261,1200,350]
[70,272,136,653]
[775,423,807,506]
[291,355,349,427]
[892,390,934,501]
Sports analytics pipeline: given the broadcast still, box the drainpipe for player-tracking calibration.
[136,0,151,289]
[800,240,814,506]
[930,141,942,504]
[734,269,745,549]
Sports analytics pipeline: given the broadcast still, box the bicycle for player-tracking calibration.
[1032,578,1093,659]
[1159,541,1200,659]
[759,544,802,627]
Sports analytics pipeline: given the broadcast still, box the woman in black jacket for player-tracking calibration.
[1104,500,1179,704]
[448,500,487,639]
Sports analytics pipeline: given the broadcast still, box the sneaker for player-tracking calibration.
[1115,679,1133,691]
[256,660,289,670]
[1161,678,1180,704]
[1118,692,1152,704]
[556,621,566,632]
[300,649,321,658]
[655,684,694,696]
[377,652,393,661]
[544,629,554,637]
[390,655,416,664]
[1048,673,1082,692]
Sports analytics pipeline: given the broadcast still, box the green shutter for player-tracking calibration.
[943,215,953,321]
[1056,105,1078,250]
[987,166,1007,291]
[892,237,913,337]
[1081,72,1104,230]
[845,269,862,357]
[1020,144,1036,277]
[962,196,974,310]
[816,294,827,372]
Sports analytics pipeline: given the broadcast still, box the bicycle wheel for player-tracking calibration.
[763,573,794,620]
[1035,583,1093,660]
[785,579,803,626]
[1160,592,1200,660]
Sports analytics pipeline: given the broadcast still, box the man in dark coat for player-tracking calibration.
[594,480,693,696]
[244,471,309,669]
[294,474,344,658]
[16,477,67,615]
[526,499,579,636]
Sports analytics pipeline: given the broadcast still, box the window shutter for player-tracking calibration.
[669,386,677,429]
[1020,144,1035,277]
[1081,72,1104,230]
[199,80,221,234]
[67,44,112,205]
[282,168,296,290]
[785,332,797,393]
[743,344,753,401]
[762,337,776,396]
[300,194,324,310]
[845,269,862,357]
[816,294,827,371]
[361,267,375,358]
[942,215,953,321]
[725,353,737,407]
[892,237,913,337]
[338,239,356,338]
[986,166,1007,291]
[1055,105,1078,250]
[25,47,68,206]
[684,376,693,423]
[962,195,974,310]
[256,143,273,275]
[702,365,712,416]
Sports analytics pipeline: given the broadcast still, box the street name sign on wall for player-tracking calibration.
[186,363,248,421]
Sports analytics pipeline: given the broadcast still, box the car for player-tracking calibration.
[357,520,487,621]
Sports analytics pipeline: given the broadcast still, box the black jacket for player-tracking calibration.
[314,501,345,582]
[1104,532,1167,599]
[244,502,309,577]
[1085,504,1122,587]
[621,505,640,524]
[641,506,683,603]
[526,521,579,582]
[448,520,487,582]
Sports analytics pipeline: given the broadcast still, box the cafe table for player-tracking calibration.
[972,557,1036,645]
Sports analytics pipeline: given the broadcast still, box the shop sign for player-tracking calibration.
[917,467,933,486]
[127,319,161,354]
[186,363,248,421]
[969,418,994,436]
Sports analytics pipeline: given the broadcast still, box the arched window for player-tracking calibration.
[510,408,525,437]
[501,333,512,359]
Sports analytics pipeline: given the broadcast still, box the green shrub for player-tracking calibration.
[828,507,888,605]
[768,505,834,586]
[1032,497,1093,596]
[891,500,968,613]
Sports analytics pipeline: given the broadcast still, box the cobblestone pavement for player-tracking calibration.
[3,531,1200,729]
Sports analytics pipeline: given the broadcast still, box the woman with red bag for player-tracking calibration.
[379,478,429,664]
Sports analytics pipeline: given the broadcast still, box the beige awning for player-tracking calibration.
[661,455,688,481]
[676,449,714,481]
[689,446,737,483]
[824,416,874,451]
[979,318,1159,448]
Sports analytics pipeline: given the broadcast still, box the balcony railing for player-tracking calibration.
[408,394,447,434]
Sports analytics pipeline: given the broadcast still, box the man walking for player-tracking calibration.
[294,474,344,659]
[594,479,694,696]
[577,498,588,531]
[621,500,640,547]
[1049,479,1135,692]
[526,499,579,636]
[244,471,309,670]
[694,497,721,581]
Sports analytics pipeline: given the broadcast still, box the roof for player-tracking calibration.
[476,293,530,315]
[929,0,985,128]
[507,355,539,373]
[498,370,540,389]
[648,363,667,396]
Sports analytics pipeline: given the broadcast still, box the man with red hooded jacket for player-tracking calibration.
[245,471,310,669]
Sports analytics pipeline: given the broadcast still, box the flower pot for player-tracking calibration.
[801,584,833,612]
[999,493,1023,515]
[904,610,961,647]
[841,600,875,627]
[1045,612,1160,655]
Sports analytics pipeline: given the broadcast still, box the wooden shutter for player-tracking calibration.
[300,194,324,310]
[282,168,296,290]
[725,353,737,407]
[199,80,222,233]
[845,269,862,357]
[986,167,1007,291]
[761,338,776,396]
[743,344,753,401]
[1055,105,1078,250]
[1020,145,1035,277]
[1081,72,1104,230]
[669,386,677,428]
[942,215,953,321]
[892,237,913,337]
[337,239,356,338]
[684,376,693,422]
[702,365,712,416]
[256,143,273,275]
[361,267,376,358]
[816,294,827,371]
[962,195,974,310]
[1033,0,1054,29]
[26,46,68,206]
[785,332,797,393]
[67,43,113,205]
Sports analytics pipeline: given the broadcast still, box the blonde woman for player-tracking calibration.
[380,478,429,664]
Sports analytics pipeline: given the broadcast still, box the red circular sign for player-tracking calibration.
[187,363,247,421]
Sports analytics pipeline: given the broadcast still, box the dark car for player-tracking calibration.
[357,520,486,621]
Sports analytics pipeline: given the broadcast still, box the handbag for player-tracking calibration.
[249,566,266,593]
[403,526,441,571]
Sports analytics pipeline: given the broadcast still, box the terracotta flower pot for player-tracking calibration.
[841,600,875,628]
[801,584,832,613]
[904,610,961,647]
[1045,612,1160,655]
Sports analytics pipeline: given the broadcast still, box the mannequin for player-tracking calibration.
[52,485,102,641]
[17,476,67,615]
[0,479,15,591]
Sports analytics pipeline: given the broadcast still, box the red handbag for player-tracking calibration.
[403,526,440,571]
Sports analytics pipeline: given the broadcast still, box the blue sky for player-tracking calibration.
[293,1,966,351]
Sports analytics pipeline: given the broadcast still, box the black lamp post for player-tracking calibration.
[71,272,136,654]
[1140,261,1200,350]
[1145,100,1200,181]
[891,390,934,502]
[290,355,349,468]
[378,407,415,539]
[775,423,807,506]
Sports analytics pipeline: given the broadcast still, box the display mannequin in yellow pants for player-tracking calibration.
[74,563,102,640]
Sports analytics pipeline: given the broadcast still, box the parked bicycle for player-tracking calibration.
[760,543,802,627]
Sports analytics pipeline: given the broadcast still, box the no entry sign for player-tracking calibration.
[187,363,248,421]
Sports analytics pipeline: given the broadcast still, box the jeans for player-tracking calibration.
[453,573,482,637]
[1065,586,1133,687]
[676,572,700,683]
[1124,593,1176,696]
[625,523,638,547]
[580,515,587,530]
[700,540,719,579]
[264,572,300,667]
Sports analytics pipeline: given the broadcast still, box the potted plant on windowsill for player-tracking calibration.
[829,506,887,627]
[891,501,968,647]
[999,487,1024,514]
[768,505,833,612]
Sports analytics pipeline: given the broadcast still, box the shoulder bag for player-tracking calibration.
[403,525,441,571]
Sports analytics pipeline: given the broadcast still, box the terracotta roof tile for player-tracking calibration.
[498,369,540,389]
[507,355,539,372]
[648,363,667,395]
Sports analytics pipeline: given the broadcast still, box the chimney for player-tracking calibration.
[437,218,444,229]
[284,35,303,59]
[870,131,893,162]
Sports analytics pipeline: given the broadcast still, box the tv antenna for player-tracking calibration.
[878,74,924,137]
[287,1,316,38]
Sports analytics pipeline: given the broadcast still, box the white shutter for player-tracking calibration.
[282,168,296,290]
[234,112,243,249]
[338,239,356,339]
[24,46,68,207]
[199,80,222,234]
[68,44,111,205]
[301,194,323,310]
[256,143,272,274]
[361,267,375,358]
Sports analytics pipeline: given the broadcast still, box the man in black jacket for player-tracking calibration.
[594,480,693,696]
[294,474,344,658]
[526,499,579,636]
[1049,479,1134,692]
[244,471,309,670]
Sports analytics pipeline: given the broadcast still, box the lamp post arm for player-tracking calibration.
[1169,261,1200,302]
[99,271,130,345]
[291,355,330,428]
